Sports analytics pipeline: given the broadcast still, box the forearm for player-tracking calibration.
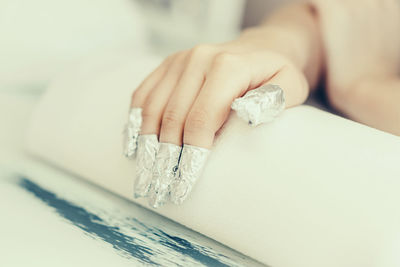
[238,2,323,89]
[343,77,400,135]
[306,0,400,135]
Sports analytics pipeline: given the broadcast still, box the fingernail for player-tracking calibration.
[170,145,210,205]
[231,84,285,126]
[148,143,182,208]
[134,134,159,198]
[123,107,142,158]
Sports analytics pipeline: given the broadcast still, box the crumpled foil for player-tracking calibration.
[123,107,142,158]
[134,134,159,198]
[170,145,210,205]
[231,84,285,126]
[148,143,182,208]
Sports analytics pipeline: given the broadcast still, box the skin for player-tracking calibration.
[313,0,400,135]
[131,2,321,149]
[131,0,400,150]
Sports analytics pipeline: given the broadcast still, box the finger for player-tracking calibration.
[170,53,253,204]
[148,46,218,207]
[230,63,309,127]
[170,144,210,204]
[150,66,204,202]
[158,70,205,145]
[148,142,182,208]
[123,107,143,158]
[140,52,187,135]
[170,52,292,204]
[134,134,159,198]
[267,64,309,108]
[184,52,279,148]
[159,46,216,145]
[231,62,309,127]
[231,84,286,126]
[134,53,186,199]
[124,57,171,157]
[130,56,172,108]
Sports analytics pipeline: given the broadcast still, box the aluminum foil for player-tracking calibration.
[134,134,159,198]
[123,107,142,158]
[170,145,210,205]
[231,84,285,126]
[148,143,182,208]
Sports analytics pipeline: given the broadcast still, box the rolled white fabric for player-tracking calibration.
[26,54,400,267]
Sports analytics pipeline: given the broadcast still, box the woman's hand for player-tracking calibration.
[124,2,321,207]
[132,41,308,149]
[129,41,307,207]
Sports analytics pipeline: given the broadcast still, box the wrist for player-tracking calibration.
[238,3,323,89]
[238,26,309,71]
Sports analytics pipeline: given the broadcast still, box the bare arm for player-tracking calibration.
[239,2,322,90]
[311,0,400,135]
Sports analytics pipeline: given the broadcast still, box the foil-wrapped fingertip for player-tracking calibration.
[123,107,143,158]
[170,145,210,205]
[147,181,170,208]
[147,143,182,208]
[123,124,138,158]
[231,84,285,126]
[134,192,144,199]
[133,174,151,199]
[134,134,159,198]
[148,192,166,209]
[169,178,191,205]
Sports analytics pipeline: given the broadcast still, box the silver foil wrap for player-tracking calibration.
[231,84,285,126]
[148,143,182,208]
[170,145,210,205]
[123,107,142,158]
[134,134,159,198]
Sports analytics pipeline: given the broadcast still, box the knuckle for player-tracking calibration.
[165,52,178,63]
[174,51,188,61]
[189,44,214,60]
[192,44,214,55]
[141,107,156,119]
[162,109,183,128]
[212,52,239,71]
[185,108,210,132]
[141,96,159,119]
[163,51,184,67]
[164,53,182,67]
[167,53,187,74]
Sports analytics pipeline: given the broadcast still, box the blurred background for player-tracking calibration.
[0,0,295,92]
